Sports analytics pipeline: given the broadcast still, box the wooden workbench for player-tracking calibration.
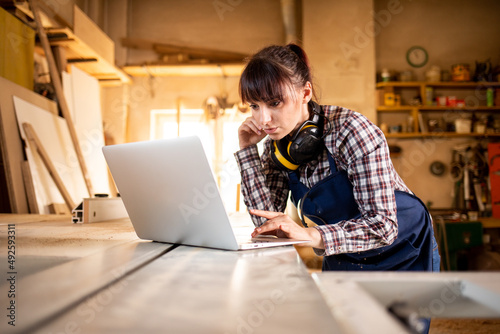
[0,215,340,333]
[1,215,499,333]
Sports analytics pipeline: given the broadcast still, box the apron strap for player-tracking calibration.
[288,150,339,228]
[327,152,338,173]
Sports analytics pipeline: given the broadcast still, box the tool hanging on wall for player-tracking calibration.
[450,143,490,216]
[450,150,464,210]
[429,161,446,176]
[29,0,94,197]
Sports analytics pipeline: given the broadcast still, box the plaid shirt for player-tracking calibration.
[234,105,413,256]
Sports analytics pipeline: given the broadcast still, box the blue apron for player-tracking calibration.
[288,153,436,272]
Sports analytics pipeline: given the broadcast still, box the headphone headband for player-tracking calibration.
[270,101,330,171]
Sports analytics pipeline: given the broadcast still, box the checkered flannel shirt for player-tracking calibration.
[234,105,413,256]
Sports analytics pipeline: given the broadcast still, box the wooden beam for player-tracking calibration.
[121,38,248,62]
[51,45,68,77]
[21,160,39,214]
[22,122,76,211]
[29,0,94,197]
[122,64,244,77]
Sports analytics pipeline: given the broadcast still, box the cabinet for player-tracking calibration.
[376,81,500,139]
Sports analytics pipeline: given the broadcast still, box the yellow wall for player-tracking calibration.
[0,7,34,90]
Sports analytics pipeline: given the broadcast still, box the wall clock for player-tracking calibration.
[406,46,428,68]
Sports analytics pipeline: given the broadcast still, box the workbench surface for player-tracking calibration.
[1,214,499,333]
[0,215,340,333]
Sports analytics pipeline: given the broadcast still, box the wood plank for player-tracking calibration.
[73,5,114,65]
[22,122,76,210]
[122,63,244,77]
[48,202,70,214]
[21,160,39,214]
[122,37,248,62]
[0,76,59,213]
[63,66,110,195]
[13,96,88,213]
[0,235,173,333]
[35,246,342,333]
[30,0,94,197]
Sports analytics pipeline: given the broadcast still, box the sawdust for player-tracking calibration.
[430,319,500,334]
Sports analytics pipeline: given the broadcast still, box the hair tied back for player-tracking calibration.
[287,43,309,68]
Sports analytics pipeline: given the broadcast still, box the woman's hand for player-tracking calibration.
[250,209,325,249]
[238,117,267,149]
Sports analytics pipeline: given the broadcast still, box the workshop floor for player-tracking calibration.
[430,319,500,333]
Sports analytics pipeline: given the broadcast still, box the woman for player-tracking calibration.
[235,44,440,272]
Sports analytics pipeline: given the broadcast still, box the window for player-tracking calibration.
[150,108,247,212]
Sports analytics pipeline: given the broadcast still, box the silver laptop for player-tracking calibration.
[102,136,309,250]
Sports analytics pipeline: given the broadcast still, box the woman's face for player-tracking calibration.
[248,85,310,141]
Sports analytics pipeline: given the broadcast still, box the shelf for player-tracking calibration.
[479,217,500,229]
[378,106,500,112]
[46,27,131,85]
[384,132,500,139]
[9,1,129,85]
[377,81,500,136]
[376,81,422,88]
[419,106,500,112]
[377,106,417,112]
[376,81,500,88]
[122,63,245,77]
[425,82,500,88]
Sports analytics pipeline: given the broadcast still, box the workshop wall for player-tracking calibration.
[374,0,500,208]
[102,0,285,143]
[98,0,499,209]
[303,0,376,121]
[375,0,500,81]
[102,0,377,143]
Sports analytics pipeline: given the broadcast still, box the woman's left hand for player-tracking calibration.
[250,209,324,249]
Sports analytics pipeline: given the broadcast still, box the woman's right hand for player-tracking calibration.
[238,117,267,149]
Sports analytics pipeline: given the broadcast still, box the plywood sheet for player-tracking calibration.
[63,65,110,195]
[0,76,57,213]
[13,96,89,214]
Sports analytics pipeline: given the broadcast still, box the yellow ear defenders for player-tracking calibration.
[271,101,330,171]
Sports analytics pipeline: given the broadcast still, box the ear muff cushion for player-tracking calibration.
[270,101,326,171]
[271,140,299,171]
[289,124,322,164]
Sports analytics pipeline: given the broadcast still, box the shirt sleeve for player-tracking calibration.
[234,143,290,227]
[313,112,399,256]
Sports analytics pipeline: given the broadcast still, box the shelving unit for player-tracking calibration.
[45,27,131,85]
[8,1,130,86]
[376,81,500,139]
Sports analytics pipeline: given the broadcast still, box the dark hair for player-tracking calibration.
[239,44,314,104]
